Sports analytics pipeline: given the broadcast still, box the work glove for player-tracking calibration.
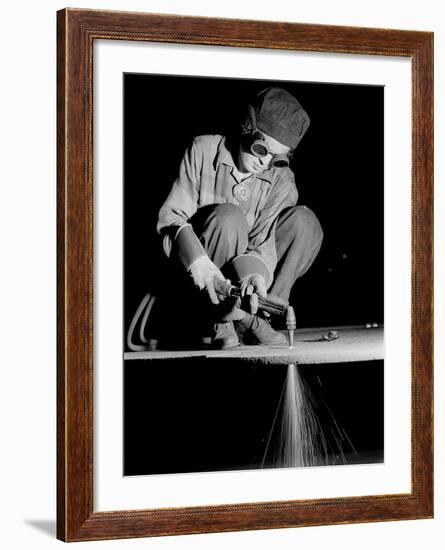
[239,273,267,315]
[188,256,227,305]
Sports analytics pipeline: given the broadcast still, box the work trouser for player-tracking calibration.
[189,203,323,303]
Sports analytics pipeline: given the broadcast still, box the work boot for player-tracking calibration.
[236,313,287,345]
[211,321,240,349]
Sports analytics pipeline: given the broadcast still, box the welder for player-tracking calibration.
[157,87,323,349]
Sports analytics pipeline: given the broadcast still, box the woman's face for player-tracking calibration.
[237,131,291,174]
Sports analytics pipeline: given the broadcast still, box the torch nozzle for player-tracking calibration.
[285,306,296,348]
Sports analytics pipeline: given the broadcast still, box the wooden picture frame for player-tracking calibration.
[57,8,433,542]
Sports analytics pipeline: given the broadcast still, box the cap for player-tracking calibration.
[253,87,310,149]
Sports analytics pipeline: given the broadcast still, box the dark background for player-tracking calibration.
[123,74,384,476]
[124,360,383,475]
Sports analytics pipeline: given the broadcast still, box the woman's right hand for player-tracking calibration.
[188,256,226,305]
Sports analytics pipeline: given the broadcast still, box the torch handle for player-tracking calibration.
[215,280,288,317]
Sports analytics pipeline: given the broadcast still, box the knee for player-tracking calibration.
[281,205,323,245]
[296,205,323,239]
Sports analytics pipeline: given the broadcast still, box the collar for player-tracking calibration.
[214,136,274,184]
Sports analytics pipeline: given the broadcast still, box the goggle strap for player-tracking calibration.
[248,105,257,131]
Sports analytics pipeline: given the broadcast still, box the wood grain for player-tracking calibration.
[57,8,433,542]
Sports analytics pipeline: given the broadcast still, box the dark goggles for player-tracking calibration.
[249,133,292,168]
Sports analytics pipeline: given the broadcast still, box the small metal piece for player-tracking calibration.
[318,330,340,342]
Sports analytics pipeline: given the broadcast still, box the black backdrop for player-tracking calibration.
[124,74,384,335]
[123,74,384,476]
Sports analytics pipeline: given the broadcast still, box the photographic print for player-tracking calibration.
[123,74,384,476]
[57,9,433,541]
